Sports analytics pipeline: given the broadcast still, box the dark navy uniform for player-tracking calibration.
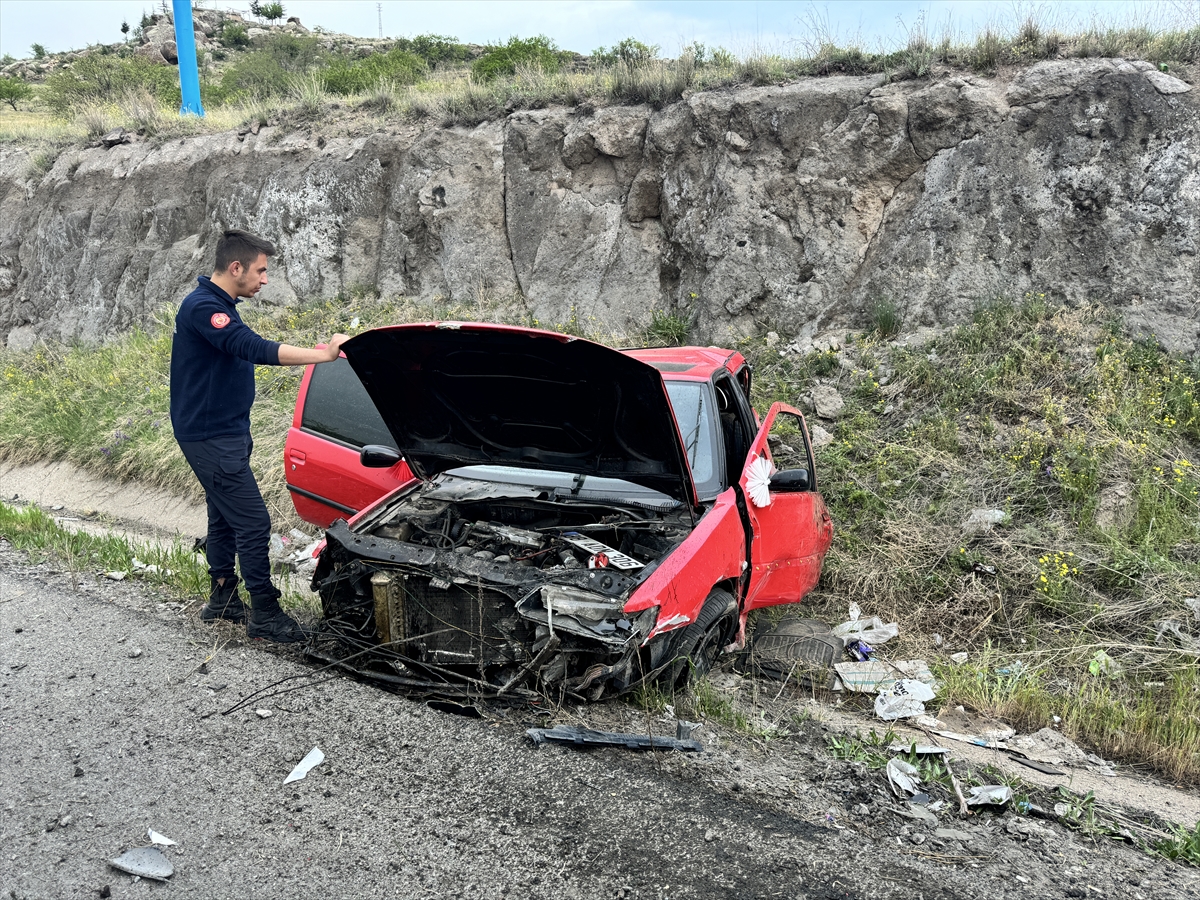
[170,276,281,603]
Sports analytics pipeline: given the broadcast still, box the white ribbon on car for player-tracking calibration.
[745,455,775,508]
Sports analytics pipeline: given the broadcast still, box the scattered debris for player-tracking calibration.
[962,508,1006,532]
[108,847,173,881]
[832,615,899,647]
[526,724,703,752]
[966,785,1013,807]
[1185,597,1200,622]
[103,571,127,581]
[255,709,273,719]
[146,829,177,847]
[949,652,969,664]
[971,562,997,576]
[130,558,172,577]
[834,659,934,693]
[1088,649,1123,677]
[283,747,325,784]
[874,679,936,720]
[888,743,949,756]
[128,648,143,659]
[886,758,921,796]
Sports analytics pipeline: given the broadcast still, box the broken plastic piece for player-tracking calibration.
[966,785,1013,807]
[526,724,703,752]
[283,747,325,784]
[886,758,921,796]
[888,743,949,756]
[146,829,177,846]
[109,847,173,881]
[675,720,702,741]
[745,455,775,508]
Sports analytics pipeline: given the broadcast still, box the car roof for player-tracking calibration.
[622,346,746,381]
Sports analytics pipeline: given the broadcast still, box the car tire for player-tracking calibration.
[658,588,738,692]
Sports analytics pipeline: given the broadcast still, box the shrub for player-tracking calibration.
[322,47,425,95]
[394,34,471,66]
[219,33,321,99]
[44,54,179,115]
[0,76,33,111]
[472,35,560,81]
[31,43,47,60]
[218,23,251,49]
[593,38,659,68]
[611,54,694,106]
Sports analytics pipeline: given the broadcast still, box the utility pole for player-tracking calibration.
[377,3,383,39]
[172,0,204,116]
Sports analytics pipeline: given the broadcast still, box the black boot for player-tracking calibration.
[200,576,248,624]
[247,593,309,644]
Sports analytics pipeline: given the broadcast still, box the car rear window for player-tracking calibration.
[301,356,397,450]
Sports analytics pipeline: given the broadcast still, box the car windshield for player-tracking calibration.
[664,380,721,501]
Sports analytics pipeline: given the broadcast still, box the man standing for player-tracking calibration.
[170,230,348,643]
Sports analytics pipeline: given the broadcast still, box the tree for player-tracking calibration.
[0,76,33,111]
[121,20,130,38]
[31,43,47,59]
[261,3,286,25]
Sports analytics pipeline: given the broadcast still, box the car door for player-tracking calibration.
[738,402,833,612]
[285,355,412,529]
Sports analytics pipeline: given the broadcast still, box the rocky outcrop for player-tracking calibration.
[1,60,1197,351]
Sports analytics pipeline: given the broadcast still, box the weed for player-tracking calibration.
[472,36,561,82]
[1155,819,1200,866]
[869,299,902,339]
[645,309,690,345]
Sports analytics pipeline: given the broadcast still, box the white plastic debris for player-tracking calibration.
[848,601,861,622]
[833,659,934,693]
[963,508,1005,532]
[874,678,936,720]
[745,456,775,508]
[1185,598,1200,622]
[1088,650,1122,678]
[284,747,325,784]
[109,847,173,880]
[146,829,177,846]
[832,615,899,647]
[130,558,173,577]
[949,652,969,664]
[886,758,921,796]
[966,785,1013,807]
[104,571,128,581]
[256,709,273,719]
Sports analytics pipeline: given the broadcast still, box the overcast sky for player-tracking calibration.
[0,1,1193,60]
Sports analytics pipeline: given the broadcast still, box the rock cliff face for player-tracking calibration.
[1,59,1197,352]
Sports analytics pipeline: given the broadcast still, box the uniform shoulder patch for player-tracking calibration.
[210,312,231,329]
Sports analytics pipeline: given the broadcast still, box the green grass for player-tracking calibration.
[5,13,1200,143]
[0,502,317,613]
[2,289,1199,783]
[740,296,1200,782]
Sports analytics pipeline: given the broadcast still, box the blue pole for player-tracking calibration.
[172,0,205,116]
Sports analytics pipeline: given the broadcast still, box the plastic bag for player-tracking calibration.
[874,678,936,721]
[833,615,900,647]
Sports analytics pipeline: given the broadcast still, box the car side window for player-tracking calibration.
[713,372,755,488]
[765,410,817,491]
[301,357,397,450]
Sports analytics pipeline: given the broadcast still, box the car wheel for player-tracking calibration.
[658,588,738,692]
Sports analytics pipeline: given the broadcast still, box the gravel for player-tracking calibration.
[2,539,1199,900]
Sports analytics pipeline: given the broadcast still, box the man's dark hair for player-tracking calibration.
[215,229,277,273]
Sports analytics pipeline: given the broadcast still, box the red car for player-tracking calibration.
[289,323,832,700]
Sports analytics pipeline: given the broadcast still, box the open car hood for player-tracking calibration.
[342,323,698,506]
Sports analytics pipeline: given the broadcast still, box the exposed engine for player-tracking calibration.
[310,475,691,701]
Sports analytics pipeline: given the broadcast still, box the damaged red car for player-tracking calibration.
[288,323,833,701]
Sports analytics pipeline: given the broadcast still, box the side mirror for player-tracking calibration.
[769,468,810,492]
[360,444,401,468]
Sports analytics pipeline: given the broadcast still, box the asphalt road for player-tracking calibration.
[2,540,1198,900]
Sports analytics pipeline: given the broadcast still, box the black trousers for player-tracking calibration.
[177,432,278,602]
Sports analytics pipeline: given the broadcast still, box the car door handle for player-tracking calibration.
[289,450,306,463]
